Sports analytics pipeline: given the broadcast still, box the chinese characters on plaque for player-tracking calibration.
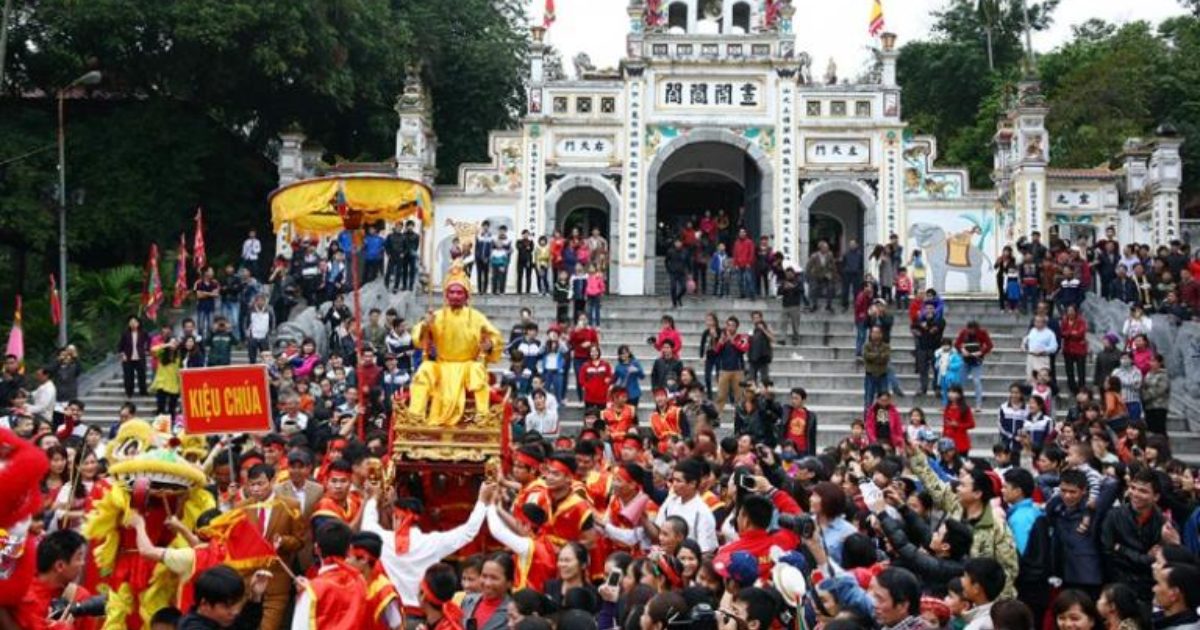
[805,139,871,165]
[1026,180,1042,235]
[625,79,645,262]
[525,135,542,234]
[883,138,900,237]
[1050,190,1099,209]
[658,78,763,110]
[555,137,616,160]
[778,82,797,264]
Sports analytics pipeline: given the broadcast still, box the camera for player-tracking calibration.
[778,513,817,539]
[49,594,108,619]
[667,603,717,630]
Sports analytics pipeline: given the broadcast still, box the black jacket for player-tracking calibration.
[117,329,152,361]
[878,513,964,596]
[1045,495,1104,586]
[650,357,683,390]
[665,247,691,276]
[779,405,818,455]
[1016,510,1053,589]
[842,248,864,278]
[179,602,263,630]
[1100,503,1163,599]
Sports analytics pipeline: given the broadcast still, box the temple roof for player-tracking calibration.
[1047,167,1118,181]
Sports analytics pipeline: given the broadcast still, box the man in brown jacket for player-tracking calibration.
[242,462,306,630]
[274,448,324,573]
[862,325,891,408]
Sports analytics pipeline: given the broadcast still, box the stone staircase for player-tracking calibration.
[77,292,1198,462]
[470,293,1197,461]
[79,346,254,424]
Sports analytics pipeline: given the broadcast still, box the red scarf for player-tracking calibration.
[394,509,417,554]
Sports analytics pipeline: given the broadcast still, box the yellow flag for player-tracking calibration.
[869,0,885,37]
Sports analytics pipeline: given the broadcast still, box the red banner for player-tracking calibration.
[180,365,272,435]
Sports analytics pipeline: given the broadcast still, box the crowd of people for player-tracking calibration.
[1,221,1199,630]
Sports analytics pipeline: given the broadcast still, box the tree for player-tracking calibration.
[898,0,1058,188]
[978,0,1002,71]
[1040,22,1169,172]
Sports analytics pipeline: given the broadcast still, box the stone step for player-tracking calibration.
[540,402,1194,439]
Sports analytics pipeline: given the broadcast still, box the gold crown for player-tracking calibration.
[444,261,471,295]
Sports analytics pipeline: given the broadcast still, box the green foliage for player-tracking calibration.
[1,0,529,363]
[900,1,1200,203]
[1042,22,1168,171]
[73,264,143,325]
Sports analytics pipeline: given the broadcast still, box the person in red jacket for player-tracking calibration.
[580,345,613,413]
[13,530,97,630]
[1181,268,1200,314]
[865,392,904,450]
[953,320,994,411]
[713,494,800,582]
[854,284,876,357]
[942,385,976,455]
[1059,304,1090,395]
[568,314,600,402]
[732,229,757,299]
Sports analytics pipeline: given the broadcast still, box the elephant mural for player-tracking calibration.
[908,222,989,294]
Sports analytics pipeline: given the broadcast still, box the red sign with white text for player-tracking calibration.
[180,365,272,435]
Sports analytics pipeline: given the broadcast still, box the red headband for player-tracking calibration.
[623,437,643,451]
[614,466,636,485]
[349,547,377,564]
[421,579,445,607]
[545,459,574,478]
[515,452,543,469]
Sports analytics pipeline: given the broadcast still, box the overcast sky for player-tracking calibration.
[532,0,1189,73]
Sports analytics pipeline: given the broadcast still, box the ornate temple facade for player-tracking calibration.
[275,0,1183,295]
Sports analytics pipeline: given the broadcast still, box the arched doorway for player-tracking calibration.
[544,174,622,290]
[557,186,611,239]
[646,130,773,294]
[797,180,878,259]
[808,191,865,255]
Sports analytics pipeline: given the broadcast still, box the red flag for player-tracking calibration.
[173,234,190,308]
[202,505,279,571]
[5,296,23,370]
[49,275,62,326]
[193,207,207,271]
[543,0,556,28]
[142,244,164,320]
[221,514,278,570]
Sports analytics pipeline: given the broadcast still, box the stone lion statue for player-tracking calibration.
[573,52,595,79]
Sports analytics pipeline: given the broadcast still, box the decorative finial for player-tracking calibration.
[881,32,897,52]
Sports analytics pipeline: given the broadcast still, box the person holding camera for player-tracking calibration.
[713,494,800,582]
[12,529,99,630]
[746,312,774,385]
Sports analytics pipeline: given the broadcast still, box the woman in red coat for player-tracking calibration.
[942,385,976,455]
[864,392,905,450]
[580,345,613,413]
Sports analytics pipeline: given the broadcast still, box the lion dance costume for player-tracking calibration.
[0,428,49,610]
[83,420,215,630]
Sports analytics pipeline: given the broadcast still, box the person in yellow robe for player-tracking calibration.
[410,264,503,426]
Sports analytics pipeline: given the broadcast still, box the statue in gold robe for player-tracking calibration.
[409,264,503,426]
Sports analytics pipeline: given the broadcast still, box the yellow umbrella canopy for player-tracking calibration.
[268,175,434,236]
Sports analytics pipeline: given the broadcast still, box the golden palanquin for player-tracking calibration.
[390,391,508,463]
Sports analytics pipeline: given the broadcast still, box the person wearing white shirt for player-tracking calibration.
[27,367,57,423]
[524,390,559,438]
[643,459,719,553]
[241,229,262,275]
[1022,315,1058,375]
[359,483,492,609]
